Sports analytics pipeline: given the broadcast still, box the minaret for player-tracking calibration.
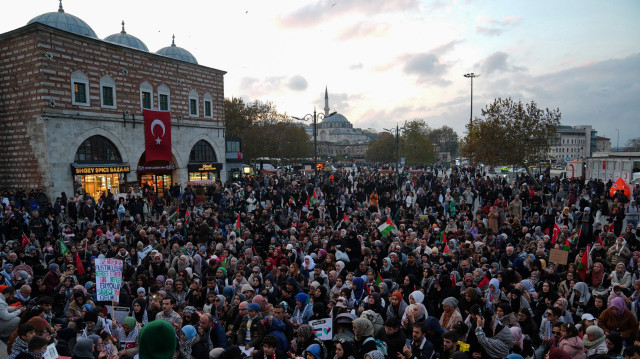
[324,86,330,117]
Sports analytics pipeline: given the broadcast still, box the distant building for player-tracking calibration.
[594,136,612,153]
[550,125,597,163]
[306,88,370,160]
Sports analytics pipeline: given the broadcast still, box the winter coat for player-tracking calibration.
[558,336,585,359]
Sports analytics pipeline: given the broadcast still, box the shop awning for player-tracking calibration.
[186,180,216,186]
[379,170,394,174]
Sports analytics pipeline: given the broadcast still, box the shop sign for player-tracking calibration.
[72,165,130,175]
[188,163,221,172]
[137,165,175,171]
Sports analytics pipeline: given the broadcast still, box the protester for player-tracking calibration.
[1,165,640,358]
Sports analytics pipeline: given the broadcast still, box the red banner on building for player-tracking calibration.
[144,110,172,162]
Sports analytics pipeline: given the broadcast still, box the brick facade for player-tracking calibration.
[0,23,226,199]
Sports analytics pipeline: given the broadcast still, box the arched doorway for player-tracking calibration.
[187,140,221,182]
[136,151,175,197]
[72,135,130,198]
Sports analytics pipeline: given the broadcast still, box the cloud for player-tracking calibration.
[434,53,640,144]
[335,21,390,41]
[377,40,460,86]
[400,53,450,86]
[287,75,309,91]
[476,51,527,75]
[476,15,522,36]
[277,0,419,28]
[238,75,308,97]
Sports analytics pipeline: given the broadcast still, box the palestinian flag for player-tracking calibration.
[551,223,561,245]
[168,211,178,222]
[305,196,310,209]
[597,237,604,247]
[59,238,69,257]
[443,243,451,255]
[478,275,490,289]
[310,191,317,207]
[235,213,242,234]
[185,208,191,218]
[289,196,297,207]
[577,245,591,281]
[343,213,351,224]
[562,238,571,251]
[607,224,615,233]
[374,272,384,286]
[378,217,396,236]
[442,232,448,244]
[21,232,29,247]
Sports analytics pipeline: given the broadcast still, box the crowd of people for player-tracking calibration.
[1,164,640,359]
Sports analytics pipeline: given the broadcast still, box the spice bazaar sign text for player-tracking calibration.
[72,166,130,175]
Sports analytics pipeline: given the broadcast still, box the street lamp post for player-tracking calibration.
[616,128,620,152]
[383,124,400,176]
[463,73,480,129]
[293,108,324,185]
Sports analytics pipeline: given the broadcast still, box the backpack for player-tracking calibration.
[118,204,126,213]
[363,337,388,357]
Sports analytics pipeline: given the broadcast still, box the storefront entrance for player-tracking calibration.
[140,173,172,196]
[72,165,130,198]
[137,152,175,197]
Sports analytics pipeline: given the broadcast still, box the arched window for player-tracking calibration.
[189,140,216,163]
[74,135,122,163]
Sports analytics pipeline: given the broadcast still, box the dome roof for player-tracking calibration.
[28,1,97,38]
[322,113,349,123]
[104,21,149,51]
[156,35,198,64]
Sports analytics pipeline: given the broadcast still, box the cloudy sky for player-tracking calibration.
[3,0,639,145]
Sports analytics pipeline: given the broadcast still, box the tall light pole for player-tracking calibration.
[383,124,400,176]
[464,73,480,129]
[293,108,325,185]
[616,128,620,152]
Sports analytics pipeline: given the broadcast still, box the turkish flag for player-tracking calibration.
[144,110,172,162]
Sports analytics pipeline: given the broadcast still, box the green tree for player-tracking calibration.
[460,97,561,185]
[400,120,435,166]
[224,97,311,162]
[365,132,396,163]
[429,125,459,157]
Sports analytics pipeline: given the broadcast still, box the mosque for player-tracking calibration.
[0,2,236,200]
[309,88,371,160]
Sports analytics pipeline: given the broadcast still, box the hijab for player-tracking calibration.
[569,282,591,304]
[303,255,316,271]
[73,338,95,358]
[410,290,424,304]
[352,277,366,302]
[591,262,605,287]
[611,297,627,318]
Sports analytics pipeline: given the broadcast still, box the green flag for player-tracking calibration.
[59,237,69,257]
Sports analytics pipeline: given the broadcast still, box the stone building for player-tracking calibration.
[0,3,227,200]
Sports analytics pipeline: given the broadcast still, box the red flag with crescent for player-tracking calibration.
[144,110,172,162]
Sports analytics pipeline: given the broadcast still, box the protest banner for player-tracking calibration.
[95,258,123,302]
[106,305,131,324]
[310,318,333,340]
[549,248,569,265]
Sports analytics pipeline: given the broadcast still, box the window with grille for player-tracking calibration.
[189,140,216,163]
[74,135,122,163]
